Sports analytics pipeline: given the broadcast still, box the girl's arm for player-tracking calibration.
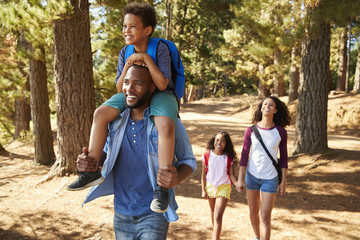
[236,166,246,192]
[229,163,237,185]
[201,160,207,198]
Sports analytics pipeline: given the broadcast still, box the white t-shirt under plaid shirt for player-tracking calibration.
[202,150,231,187]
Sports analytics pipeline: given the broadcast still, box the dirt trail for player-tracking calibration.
[0,94,359,240]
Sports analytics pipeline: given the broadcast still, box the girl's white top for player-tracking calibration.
[202,150,231,186]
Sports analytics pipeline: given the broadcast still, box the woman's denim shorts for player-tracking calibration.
[245,171,278,193]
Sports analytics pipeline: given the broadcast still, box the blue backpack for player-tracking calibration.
[124,37,185,100]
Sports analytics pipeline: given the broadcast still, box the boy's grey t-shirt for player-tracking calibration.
[115,41,173,90]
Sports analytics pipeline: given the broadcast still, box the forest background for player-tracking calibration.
[0,0,360,239]
[0,0,360,194]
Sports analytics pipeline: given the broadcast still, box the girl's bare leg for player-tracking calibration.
[213,197,228,240]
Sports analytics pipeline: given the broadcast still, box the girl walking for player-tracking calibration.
[236,96,290,240]
[201,131,238,240]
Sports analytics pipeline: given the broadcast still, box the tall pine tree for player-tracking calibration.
[50,0,95,176]
[0,1,55,165]
[293,0,360,154]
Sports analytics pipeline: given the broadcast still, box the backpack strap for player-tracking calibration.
[146,38,160,64]
[123,37,184,100]
[123,38,160,64]
[204,150,233,185]
[227,156,232,170]
[227,156,233,185]
[251,125,277,165]
[251,125,282,184]
[204,150,210,174]
[124,45,134,64]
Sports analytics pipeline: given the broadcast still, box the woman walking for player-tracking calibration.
[236,96,290,240]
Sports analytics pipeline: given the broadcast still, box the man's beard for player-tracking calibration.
[125,90,152,109]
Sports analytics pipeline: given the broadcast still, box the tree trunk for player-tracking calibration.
[353,43,360,93]
[165,0,172,41]
[28,47,55,165]
[199,84,205,99]
[293,11,330,154]
[29,47,55,165]
[187,85,195,102]
[258,64,271,98]
[258,80,270,98]
[336,27,347,91]
[273,49,285,96]
[14,70,31,140]
[345,23,351,93]
[0,143,5,153]
[14,98,31,139]
[18,31,55,164]
[288,46,299,103]
[50,0,95,176]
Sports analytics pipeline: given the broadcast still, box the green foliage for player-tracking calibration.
[90,0,360,98]
[90,0,128,105]
[169,0,238,95]
[349,46,359,90]
[0,0,70,143]
[223,0,296,94]
[1,0,360,144]
[0,33,26,142]
[90,0,241,99]
[17,129,35,143]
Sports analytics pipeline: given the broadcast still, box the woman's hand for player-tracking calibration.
[236,179,246,192]
[278,181,286,196]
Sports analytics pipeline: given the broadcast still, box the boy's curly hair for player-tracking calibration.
[206,131,237,161]
[252,96,291,127]
[123,2,157,36]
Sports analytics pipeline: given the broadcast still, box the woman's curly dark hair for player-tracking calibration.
[252,96,291,127]
[123,2,157,36]
[206,131,237,161]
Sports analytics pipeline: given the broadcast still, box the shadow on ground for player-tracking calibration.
[176,148,360,214]
[0,210,113,240]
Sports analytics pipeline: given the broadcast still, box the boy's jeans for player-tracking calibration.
[113,211,169,240]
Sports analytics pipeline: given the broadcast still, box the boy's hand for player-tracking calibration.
[126,53,148,67]
[76,147,98,172]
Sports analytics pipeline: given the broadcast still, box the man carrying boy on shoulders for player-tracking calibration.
[78,64,196,239]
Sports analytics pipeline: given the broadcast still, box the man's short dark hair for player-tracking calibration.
[128,64,152,82]
[123,2,157,36]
